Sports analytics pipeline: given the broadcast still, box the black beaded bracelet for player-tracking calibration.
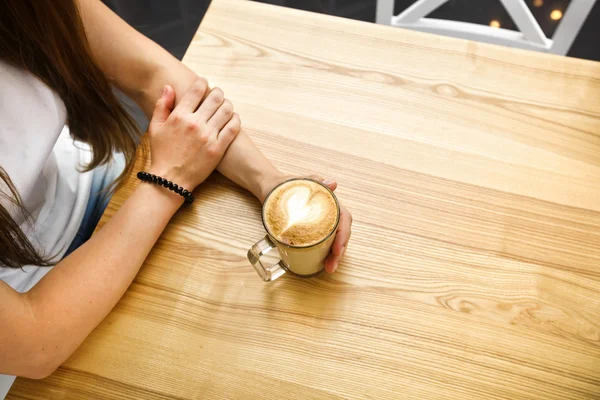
[136,171,194,204]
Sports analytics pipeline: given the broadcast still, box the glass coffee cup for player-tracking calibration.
[247,178,340,282]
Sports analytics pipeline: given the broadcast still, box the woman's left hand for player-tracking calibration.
[259,174,352,274]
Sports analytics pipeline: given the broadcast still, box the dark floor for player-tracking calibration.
[104,0,600,62]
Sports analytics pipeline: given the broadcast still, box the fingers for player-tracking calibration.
[308,175,338,191]
[217,113,241,150]
[323,179,337,191]
[307,175,343,272]
[197,87,225,122]
[208,99,234,131]
[324,205,352,273]
[150,85,175,129]
[175,78,208,113]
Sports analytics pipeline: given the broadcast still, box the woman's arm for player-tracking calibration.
[0,183,182,379]
[0,82,240,378]
[77,0,280,200]
[77,0,351,269]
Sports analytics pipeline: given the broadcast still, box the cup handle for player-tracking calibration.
[247,235,286,282]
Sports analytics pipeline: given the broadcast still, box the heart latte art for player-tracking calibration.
[264,180,338,246]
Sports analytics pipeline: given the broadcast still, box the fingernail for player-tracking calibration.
[323,179,335,186]
[332,261,338,272]
[161,85,168,96]
[340,246,346,258]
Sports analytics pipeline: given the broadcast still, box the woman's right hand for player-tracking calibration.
[147,79,241,191]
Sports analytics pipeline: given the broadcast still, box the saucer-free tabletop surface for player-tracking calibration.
[10,0,600,398]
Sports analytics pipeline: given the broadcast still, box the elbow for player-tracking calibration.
[25,364,59,380]
[17,294,66,379]
[10,294,68,379]
[20,352,62,380]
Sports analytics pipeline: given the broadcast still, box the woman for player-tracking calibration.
[0,0,352,391]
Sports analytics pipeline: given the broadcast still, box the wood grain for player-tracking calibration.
[10,0,600,398]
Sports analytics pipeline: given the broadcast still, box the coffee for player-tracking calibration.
[249,178,341,280]
[263,180,338,247]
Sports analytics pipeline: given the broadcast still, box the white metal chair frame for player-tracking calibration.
[376,0,597,55]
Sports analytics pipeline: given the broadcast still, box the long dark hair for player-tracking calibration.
[0,0,140,268]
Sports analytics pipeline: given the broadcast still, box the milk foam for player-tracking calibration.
[264,180,338,246]
[282,186,328,229]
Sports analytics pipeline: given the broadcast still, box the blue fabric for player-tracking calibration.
[63,154,125,257]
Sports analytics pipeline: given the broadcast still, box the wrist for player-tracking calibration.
[147,165,195,193]
[135,181,185,212]
[138,171,195,206]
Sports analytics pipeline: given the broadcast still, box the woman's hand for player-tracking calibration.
[260,174,352,274]
[148,79,241,190]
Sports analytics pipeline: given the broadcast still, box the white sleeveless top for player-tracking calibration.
[0,61,93,398]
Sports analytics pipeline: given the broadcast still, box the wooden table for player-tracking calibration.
[10,0,600,398]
